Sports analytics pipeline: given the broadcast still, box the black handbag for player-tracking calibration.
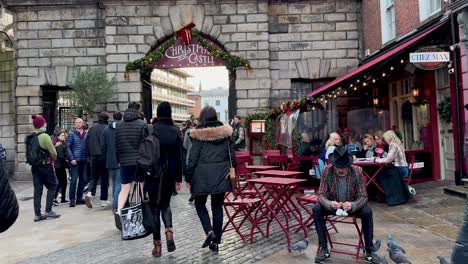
[120,182,152,240]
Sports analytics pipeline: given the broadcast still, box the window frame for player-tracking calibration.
[380,0,396,44]
[419,0,441,22]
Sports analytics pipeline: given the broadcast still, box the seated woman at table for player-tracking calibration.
[356,134,376,158]
[372,130,411,206]
[299,133,319,186]
[374,130,388,157]
[325,132,341,160]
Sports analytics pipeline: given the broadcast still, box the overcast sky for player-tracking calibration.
[181,66,229,91]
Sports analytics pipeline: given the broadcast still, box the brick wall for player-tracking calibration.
[395,0,419,37]
[188,95,201,118]
[361,0,381,54]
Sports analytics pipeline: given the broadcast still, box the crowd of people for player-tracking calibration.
[25,101,244,257]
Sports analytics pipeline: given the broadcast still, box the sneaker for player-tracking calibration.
[34,215,47,222]
[365,252,385,264]
[315,247,330,263]
[70,200,76,207]
[53,199,60,206]
[84,194,93,208]
[76,199,86,205]
[188,194,195,203]
[101,200,110,207]
[114,212,122,231]
[44,211,61,219]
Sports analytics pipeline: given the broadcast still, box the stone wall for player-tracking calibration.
[0,50,15,177]
[6,0,360,179]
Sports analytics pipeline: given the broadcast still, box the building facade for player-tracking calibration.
[189,89,229,123]
[151,68,194,122]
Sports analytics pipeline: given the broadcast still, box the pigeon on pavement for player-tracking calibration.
[388,248,412,264]
[374,239,382,252]
[437,256,450,264]
[387,234,406,254]
[289,239,309,253]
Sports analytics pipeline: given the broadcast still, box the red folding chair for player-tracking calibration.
[295,194,338,234]
[266,155,289,170]
[262,149,280,164]
[321,215,364,261]
[223,170,265,243]
[405,153,422,185]
[235,150,251,157]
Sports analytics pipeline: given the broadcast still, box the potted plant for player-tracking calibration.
[437,97,452,123]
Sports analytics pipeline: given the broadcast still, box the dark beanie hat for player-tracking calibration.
[98,111,109,122]
[157,101,172,118]
[32,114,46,129]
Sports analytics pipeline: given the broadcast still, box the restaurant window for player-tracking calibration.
[217,112,220,120]
[216,100,220,106]
[419,0,441,22]
[380,0,396,44]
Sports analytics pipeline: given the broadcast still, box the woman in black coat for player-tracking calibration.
[186,106,235,252]
[0,159,19,233]
[147,102,182,257]
[53,129,69,204]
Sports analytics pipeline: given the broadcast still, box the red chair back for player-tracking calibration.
[236,155,253,180]
[405,153,422,185]
[266,154,288,170]
[235,151,250,157]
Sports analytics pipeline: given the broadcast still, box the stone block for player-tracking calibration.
[154,5,169,16]
[214,16,228,25]
[87,48,106,56]
[336,40,358,49]
[115,6,136,16]
[75,20,96,29]
[107,54,128,63]
[16,97,28,106]
[105,17,129,26]
[289,42,311,50]
[144,17,160,25]
[17,22,28,30]
[237,99,259,108]
[63,29,86,38]
[277,51,301,60]
[324,32,347,40]
[336,1,358,12]
[117,92,129,102]
[28,21,51,30]
[311,2,336,13]
[221,24,237,33]
[29,40,52,48]
[107,36,129,45]
[117,26,138,35]
[247,50,269,59]
[52,57,74,66]
[231,33,247,41]
[209,25,221,39]
[236,90,247,99]
[301,32,324,41]
[17,11,38,22]
[246,14,268,22]
[246,32,268,41]
[288,4,310,14]
[51,21,75,29]
[336,22,358,31]
[18,67,39,77]
[160,17,173,36]
[277,15,299,24]
[325,13,346,22]
[129,92,141,102]
[301,14,323,23]
[38,30,62,39]
[238,3,257,14]
[138,26,153,35]
[117,45,137,53]
[324,49,347,58]
[129,17,145,26]
[230,15,245,23]
[39,48,63,57]
[129,35,144,44]
[16,105,42,115]
[347,31,359,40]
[312,41,336,50]
[16,31,38,40]
[220,4,236,15]
[117,82,141,93]
[336,58,358,68]
[217,34,230,44]
[224,43,237,51]
[17,49,38,58]
[302,50,323,59]
[347,49,358,58]
[201,16,213,35]
[269,23,289,33]
[17,40,28,49]
[17,59,28,67]
[239,42,257,50]
[129,53,144,61]
[311,23,335,32]
[258,23,268,31]
[346,13,358,21]
[75,38,98,47]
[86,29,104,38]
[107,64,117,72]
[258,41,269,50]
[52,39,74,48]
[62,47,87,57]
[289,24,311,32]
[277,33,300,42]
[137,44,151,53]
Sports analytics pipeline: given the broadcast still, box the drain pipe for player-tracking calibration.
[450,11,464,185]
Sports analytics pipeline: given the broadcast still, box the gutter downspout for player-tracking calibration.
[450,11,464,185]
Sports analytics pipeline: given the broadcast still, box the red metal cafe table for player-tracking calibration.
[254,169,302,178]
[352,161,385,194]
[247,177,307,251]
[245,165,280,172]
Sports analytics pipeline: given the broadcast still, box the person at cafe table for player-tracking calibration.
[356,134,376,158]
[313,146,384,264]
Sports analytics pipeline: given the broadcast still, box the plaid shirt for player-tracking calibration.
[317,164,368,213]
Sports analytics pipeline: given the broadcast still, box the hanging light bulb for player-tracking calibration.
[350,84,354,87]
[357,79,360,83]
[312,107,316,111]
[373,97,379,106]
[333,94,337,98]
[400,59,404,64]
[382,72,386,77]
[372,79,376,83]
[363,82,367,86]
[390,66,394,71]
[353,87,357,91]
[344,90,348,95]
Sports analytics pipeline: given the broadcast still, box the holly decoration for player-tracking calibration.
[176,22,195,45]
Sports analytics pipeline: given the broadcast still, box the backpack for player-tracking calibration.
[136,134,167,178]
[25,132,49,166]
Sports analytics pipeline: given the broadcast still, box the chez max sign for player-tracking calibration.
[151,37,224,69]
[409,47,450,70]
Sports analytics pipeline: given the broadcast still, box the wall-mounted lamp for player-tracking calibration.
[373,97,379,106]
[412,87,420,98]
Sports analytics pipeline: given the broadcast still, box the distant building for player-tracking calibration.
[151,68,195,122]
[188,94,201,119]
[188,89,229,123]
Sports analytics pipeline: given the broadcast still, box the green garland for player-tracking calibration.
[438,97,452,123]
[125,30,251,78]
[245,112,274,150]
[293,132,303,157]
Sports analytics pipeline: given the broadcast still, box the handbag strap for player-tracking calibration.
[227,139,233,169]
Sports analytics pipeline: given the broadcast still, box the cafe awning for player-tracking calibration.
[307,18,448,98]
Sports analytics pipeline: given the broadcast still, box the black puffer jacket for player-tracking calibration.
[116,109,148,167]
[0,160,19,233]
[186,121,235,195]
[146,117,182,208]
[86,121,108,156]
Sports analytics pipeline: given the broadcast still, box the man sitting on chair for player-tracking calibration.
[313,146,383,264]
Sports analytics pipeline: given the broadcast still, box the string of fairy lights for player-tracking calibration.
[308,58,408,110]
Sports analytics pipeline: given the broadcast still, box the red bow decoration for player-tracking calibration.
[176,23,196,45]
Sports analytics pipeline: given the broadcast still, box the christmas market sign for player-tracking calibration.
[151,37,225,69]
[409,47,449,70]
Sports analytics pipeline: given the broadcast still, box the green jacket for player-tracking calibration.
[34,130,57,161]
[232,124,246,150]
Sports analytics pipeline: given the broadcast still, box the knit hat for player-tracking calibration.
[32,115,46,129]
[157,101,172,118]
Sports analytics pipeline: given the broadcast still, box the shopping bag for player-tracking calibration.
[120,182,151,240]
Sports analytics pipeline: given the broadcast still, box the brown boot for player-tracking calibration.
[165,230,176,252]
[152,240,162,257]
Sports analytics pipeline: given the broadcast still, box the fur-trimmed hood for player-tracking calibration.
[190,123,233,141]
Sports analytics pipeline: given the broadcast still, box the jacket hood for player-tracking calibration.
[109,121,120,129]
[190,123,232,141]
[123,108,141,122]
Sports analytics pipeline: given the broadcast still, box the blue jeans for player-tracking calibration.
[69,161,87,202]
[109,168,121,210]
[398,166,409,179]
